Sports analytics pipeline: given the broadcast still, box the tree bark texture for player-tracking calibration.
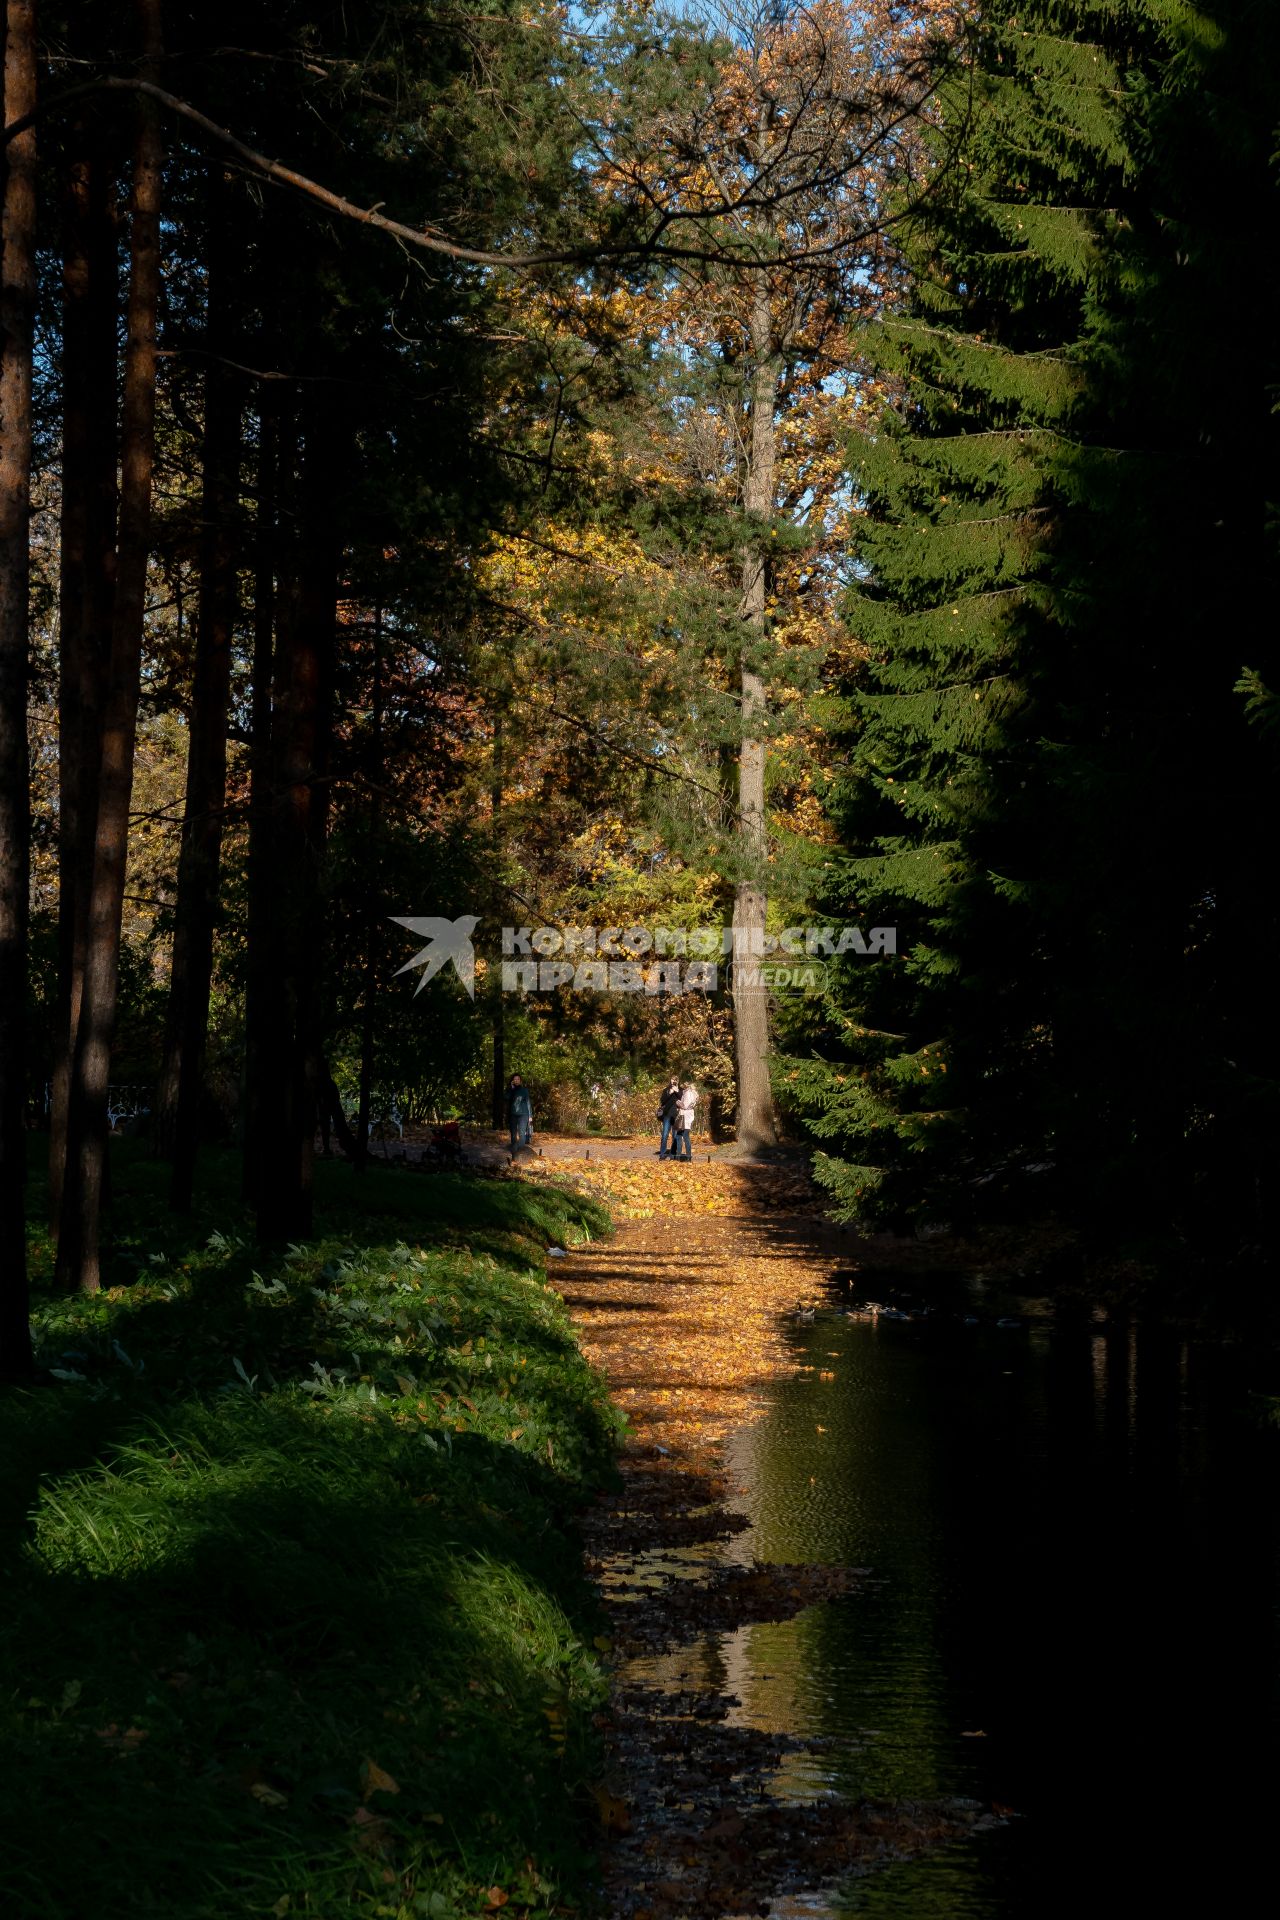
[732,280,779,1153]
[47,70,119,1232]
[489,710,505,1130]
[241,392,283,1205]
[253,393,341,1242]
[0,0,37,1376]
[354,604,384,1171]
[57,0,164,1292]
[157,164,243,1209]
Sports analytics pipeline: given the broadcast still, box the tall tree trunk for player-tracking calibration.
[56,0,164,1293]
[489,709,505,1129]
[242,392,282,1204]
[255,395,341,1242]
[354,601,383,1171]
[158,166,243,1210]
[245,426,297,1221]
[490,1003,506,1131]
[0,0,37,1378]
[47,89,118,1233]
[732,281,778,1153]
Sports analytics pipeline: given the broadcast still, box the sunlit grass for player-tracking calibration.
[2,1146,619,1919]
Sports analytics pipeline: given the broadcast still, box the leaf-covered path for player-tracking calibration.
[523,1151,985,1920]
[549,1155,835,1460]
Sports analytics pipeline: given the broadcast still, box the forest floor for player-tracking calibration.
[518,1150,999,1920]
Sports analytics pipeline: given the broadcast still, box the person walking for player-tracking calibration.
[656,1076,681,1159]
[506,1073,533,1156]
[674,1080,698,1160]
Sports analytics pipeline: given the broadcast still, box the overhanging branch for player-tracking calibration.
[5,68,957,274]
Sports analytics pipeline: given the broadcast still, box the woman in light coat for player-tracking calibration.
[674,1081,698,1160]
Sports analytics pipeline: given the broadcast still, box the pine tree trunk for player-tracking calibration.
[247,434,298,1225]
[732,282,778,1153]
[354,604,384,1172]
[242,393,282,1204]
[255,396,341,1242]
[159,169,242,1210]
[490,1003,506,1130]
[489,710,505,1130]
[353,972,374,1168]
[56,0,164,1293]
[47,74,118,1235]
[0,0,38,1379]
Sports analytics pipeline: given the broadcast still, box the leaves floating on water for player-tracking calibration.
[548,1156,1005,1918]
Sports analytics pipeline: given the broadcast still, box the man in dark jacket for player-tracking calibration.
[507,1074,533,1155]
[657,1077,681,1160]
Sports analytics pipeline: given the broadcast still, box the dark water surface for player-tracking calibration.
[716,1312,1280,1915]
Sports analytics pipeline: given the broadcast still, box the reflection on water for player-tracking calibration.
[665,1313,1279,1915]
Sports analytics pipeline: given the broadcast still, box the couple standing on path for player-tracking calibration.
[657,1076,698,1160]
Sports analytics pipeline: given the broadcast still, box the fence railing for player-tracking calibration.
[40,1083,154,1132]
[107,1086,152,1132]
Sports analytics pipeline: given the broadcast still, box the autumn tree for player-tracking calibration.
[405,5,964,1151]
[519,2,957,1147]
[704,2,961,1151]
[442,6,953,1141]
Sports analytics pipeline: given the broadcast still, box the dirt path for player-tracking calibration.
[523,1154,996,1920]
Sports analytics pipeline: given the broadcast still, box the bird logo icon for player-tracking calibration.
[389,915,479,999]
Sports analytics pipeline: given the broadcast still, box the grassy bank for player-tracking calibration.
[2,1148,619,1920]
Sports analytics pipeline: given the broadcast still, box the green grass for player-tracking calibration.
[2,1146,620,1920]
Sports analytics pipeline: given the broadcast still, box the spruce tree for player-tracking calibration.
[789,0,1280,1254]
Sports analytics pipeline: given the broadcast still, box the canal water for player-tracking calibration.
[636,1309,1280,1915]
